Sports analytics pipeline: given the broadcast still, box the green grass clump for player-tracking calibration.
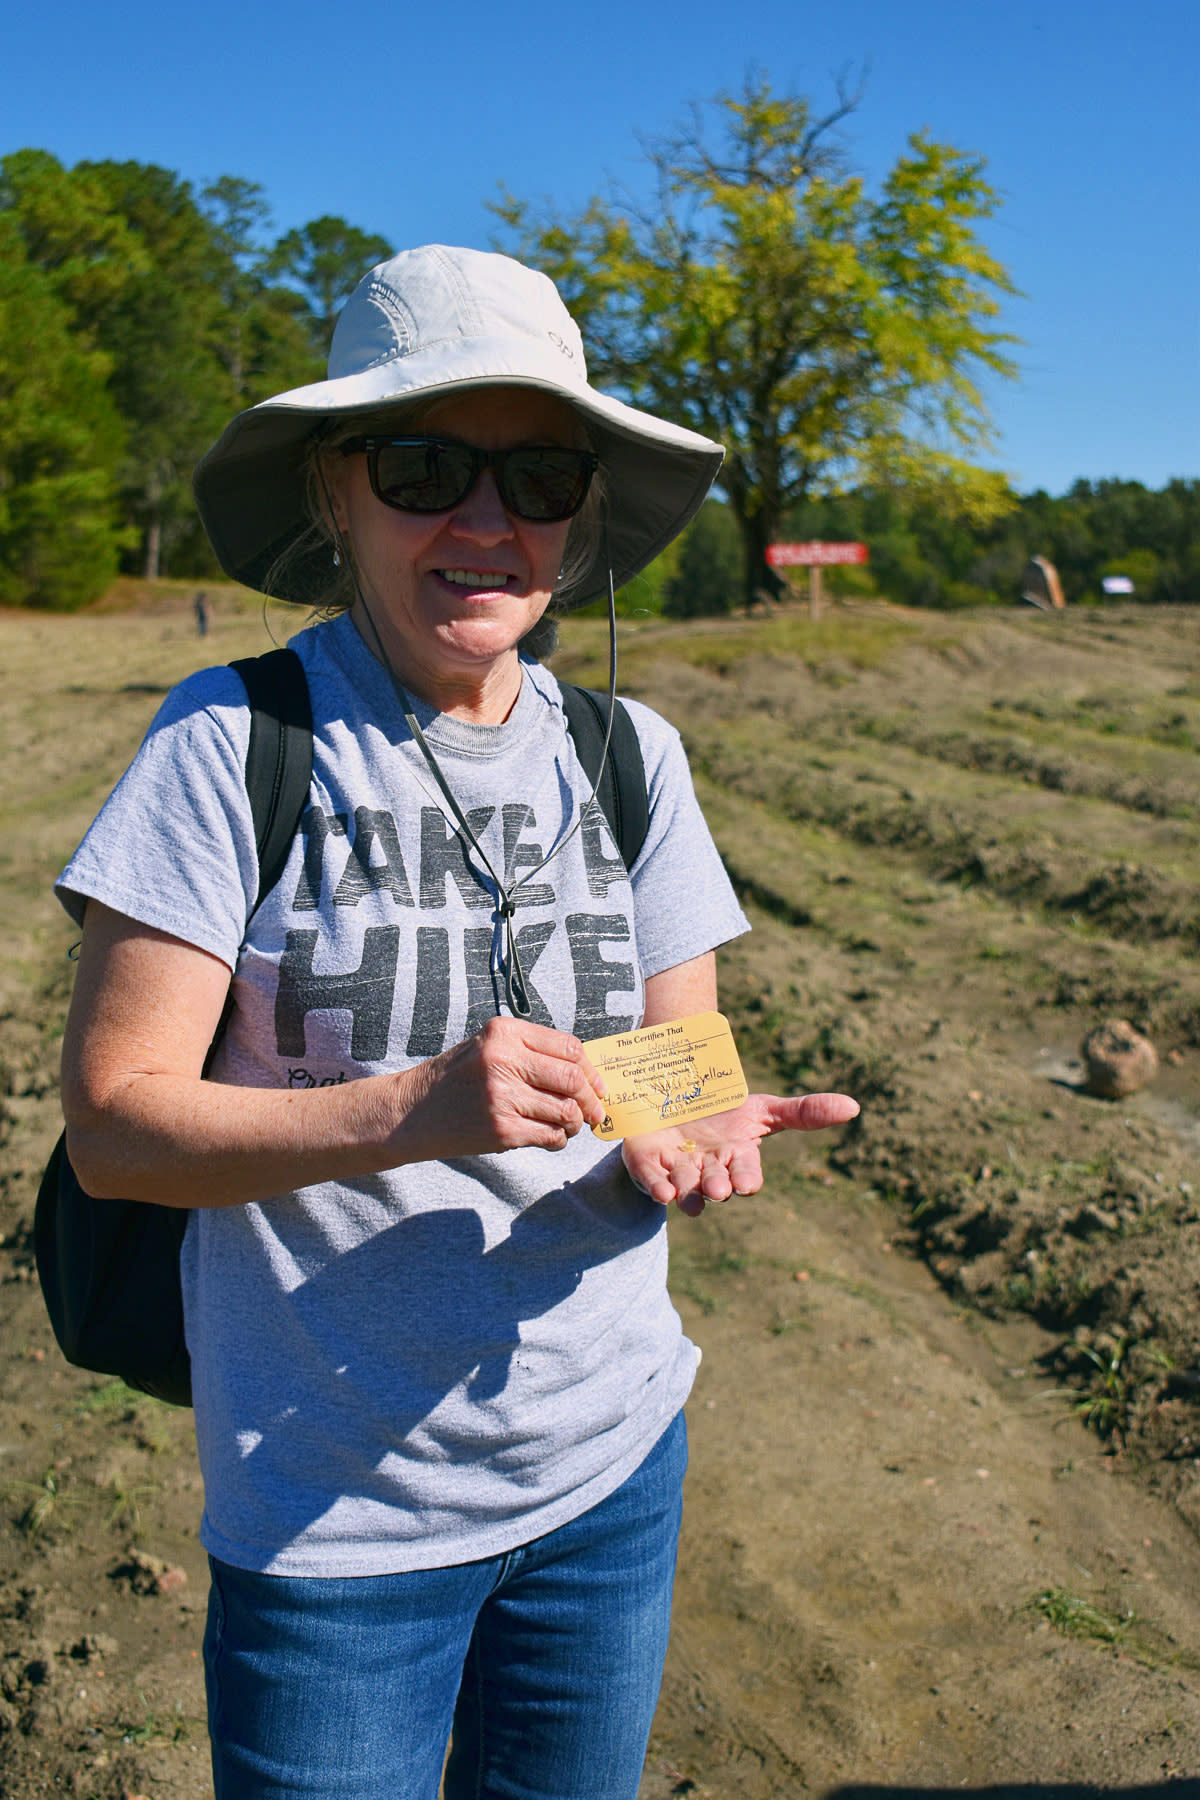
[74,1377,143,1416]
[1031,1586,1131,1645]
[1028,1586,1200,1674]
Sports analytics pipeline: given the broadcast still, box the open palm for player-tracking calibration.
[621,1090,859,1216]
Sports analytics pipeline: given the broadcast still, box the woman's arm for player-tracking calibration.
[625,954,859,1216]
[62,902,606,1209]
[640,952,717,1025]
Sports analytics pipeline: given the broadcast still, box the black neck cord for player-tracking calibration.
[318,464,620,1018]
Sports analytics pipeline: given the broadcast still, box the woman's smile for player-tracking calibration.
[330,387,579,718]
[437,568,516,590]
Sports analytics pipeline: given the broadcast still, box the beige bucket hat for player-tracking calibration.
[193,244,724,607]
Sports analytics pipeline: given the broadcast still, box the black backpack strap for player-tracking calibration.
[229,648,314,912]
[33,648,315,1413]
[560,683,650,870]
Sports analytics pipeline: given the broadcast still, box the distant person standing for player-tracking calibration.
[193,590,211,636]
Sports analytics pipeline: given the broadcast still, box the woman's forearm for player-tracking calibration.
[64,1064,428,1208]
[61,903,607,1208]
[66,1011,609,1208]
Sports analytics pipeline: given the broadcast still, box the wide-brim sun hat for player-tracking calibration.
[193,244,724,609]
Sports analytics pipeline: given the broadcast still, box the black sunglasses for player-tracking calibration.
[339,436,598,523]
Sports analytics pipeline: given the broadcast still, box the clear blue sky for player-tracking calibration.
[7,0,1196,495]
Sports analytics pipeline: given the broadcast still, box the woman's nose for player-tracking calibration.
[447,468,514,542]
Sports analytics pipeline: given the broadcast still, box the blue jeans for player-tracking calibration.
[204,1410,686,1799]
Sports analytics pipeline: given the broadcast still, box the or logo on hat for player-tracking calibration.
[548,332,575,360]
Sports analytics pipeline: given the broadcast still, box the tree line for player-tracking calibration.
[1,83,1193,614]
[794,476,1200,610]
[628,476,1200,621]
[0,149,391,605]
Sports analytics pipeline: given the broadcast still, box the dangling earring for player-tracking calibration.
[333,547,342,568]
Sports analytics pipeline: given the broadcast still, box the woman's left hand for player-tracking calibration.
[621,1091,860,1217]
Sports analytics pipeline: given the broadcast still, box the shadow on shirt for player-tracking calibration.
[198,1159,670,1552]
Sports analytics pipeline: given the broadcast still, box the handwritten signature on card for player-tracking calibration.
[585,1013,748,1141]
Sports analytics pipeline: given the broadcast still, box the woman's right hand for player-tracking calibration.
[63,903,607,1208]
[393,1017,607,1160]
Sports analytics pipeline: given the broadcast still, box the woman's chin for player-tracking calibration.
[432,610,541,664]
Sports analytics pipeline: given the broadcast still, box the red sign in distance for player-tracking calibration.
[766,541,869,567]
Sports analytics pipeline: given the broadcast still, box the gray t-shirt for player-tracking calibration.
[57,611,748,1575]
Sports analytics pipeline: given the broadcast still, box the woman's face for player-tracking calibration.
[330,387,580,701]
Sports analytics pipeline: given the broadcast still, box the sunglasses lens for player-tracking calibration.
[499,449,594,521]
[363,440,595,520]
[370,441,475,512]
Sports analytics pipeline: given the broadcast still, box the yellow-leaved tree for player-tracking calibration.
[496,76,1020,610]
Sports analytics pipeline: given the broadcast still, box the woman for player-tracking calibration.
[57,245,858,1800]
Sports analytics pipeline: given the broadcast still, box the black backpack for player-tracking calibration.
[34,649,649,1406]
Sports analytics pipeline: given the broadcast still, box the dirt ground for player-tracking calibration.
[2,592,1200,1798]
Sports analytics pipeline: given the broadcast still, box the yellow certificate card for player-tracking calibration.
[586,1011,748,1141]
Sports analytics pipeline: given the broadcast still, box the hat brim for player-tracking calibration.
[193,340,724,609]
